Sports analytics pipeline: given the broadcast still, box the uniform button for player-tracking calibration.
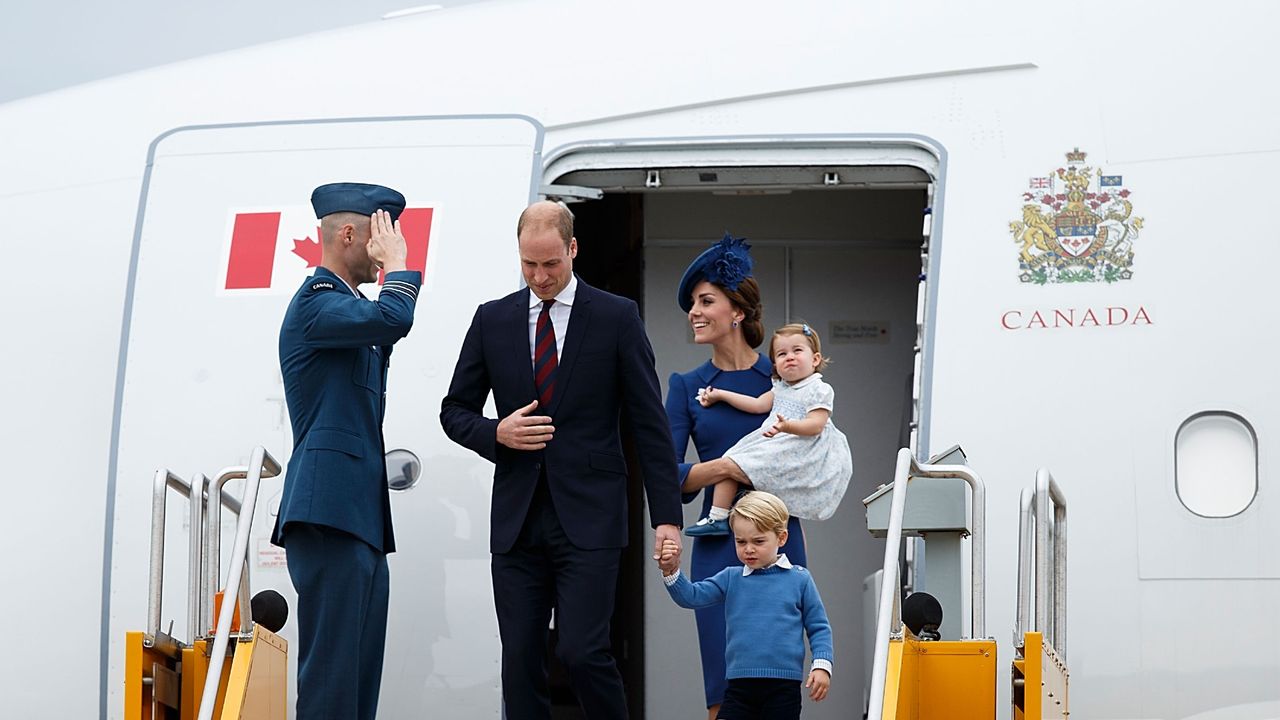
[534,462,542,470]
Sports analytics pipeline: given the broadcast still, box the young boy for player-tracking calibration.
[659,491,833,719]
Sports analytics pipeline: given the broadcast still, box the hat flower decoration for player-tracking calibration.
[706,233,753,292]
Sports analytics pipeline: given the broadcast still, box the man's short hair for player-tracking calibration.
[517,201,574,249]
[729,491,790,535]
[319,212,370,244]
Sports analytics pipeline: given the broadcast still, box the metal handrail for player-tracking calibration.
[1014,469,1068,659]
[202,459,280,634]
[197,446,278,720]
[866,448,987,720]
[147,470,193,640]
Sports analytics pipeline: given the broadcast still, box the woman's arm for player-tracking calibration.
[763,408,830,438]
[702,387,773,414]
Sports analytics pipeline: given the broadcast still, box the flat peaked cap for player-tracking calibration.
[311,182,406,221]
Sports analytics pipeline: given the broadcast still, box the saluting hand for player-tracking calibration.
[367,209,408,273]
[497,399,555,450]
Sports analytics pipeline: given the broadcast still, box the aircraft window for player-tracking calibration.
[1175,412,1257,518]
[385,449,421,492]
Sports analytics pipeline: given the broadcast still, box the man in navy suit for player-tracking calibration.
[440,201,682,719]
[272,183,421,720]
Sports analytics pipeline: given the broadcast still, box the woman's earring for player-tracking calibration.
[732,320,739,328]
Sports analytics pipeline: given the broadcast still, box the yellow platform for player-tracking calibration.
[881,635,997,720]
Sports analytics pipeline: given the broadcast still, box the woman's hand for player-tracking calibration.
[696,386,719,408]
[805,668,830,701]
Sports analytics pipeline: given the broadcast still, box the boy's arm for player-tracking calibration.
[801,572,835,670]
[663,568,731,609]
[704,387,774,414]
[764,408,830,438]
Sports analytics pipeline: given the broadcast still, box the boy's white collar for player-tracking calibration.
[743,553,793,575]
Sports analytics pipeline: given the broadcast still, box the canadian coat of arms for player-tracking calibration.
[1010,148,1144,284]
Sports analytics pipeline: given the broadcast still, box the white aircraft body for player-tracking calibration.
[1,1,1277,718]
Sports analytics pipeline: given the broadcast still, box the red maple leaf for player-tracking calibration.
[292,226,323,268]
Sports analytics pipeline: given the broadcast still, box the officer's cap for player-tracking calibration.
[311,182,406,222]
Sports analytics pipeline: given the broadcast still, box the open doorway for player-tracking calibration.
[546,158,931,719]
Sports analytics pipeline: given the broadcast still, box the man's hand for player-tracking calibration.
[762,413,789,438]
[805,668,830,701]
[496,400,554,450]
[653,524,681,562]
[367,209,408,273]
[657,538,681,575]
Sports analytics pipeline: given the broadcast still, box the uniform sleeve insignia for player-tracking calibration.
[1010,148,1144,285]
[310,281,336,291]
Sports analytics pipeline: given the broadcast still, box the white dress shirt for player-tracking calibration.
[527,274,576,366]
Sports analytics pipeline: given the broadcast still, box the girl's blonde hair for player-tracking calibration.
[729,491,790,535]
[769,322,829,379]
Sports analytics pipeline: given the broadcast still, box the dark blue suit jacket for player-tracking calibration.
[440,278,682,553]
[271,267,422,553]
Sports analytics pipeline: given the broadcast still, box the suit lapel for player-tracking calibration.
[547,279,592,416]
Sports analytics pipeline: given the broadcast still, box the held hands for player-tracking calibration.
[805,668,830,701]
[762,414,790,438]
[496,400,555,450]
[696,386,720,408]
[367,209,408,272]
[656,537,681,575]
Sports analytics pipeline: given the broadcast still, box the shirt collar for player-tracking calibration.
[742,553,793,576]
[783,372,822,390]
[528,273,578,309]
[316,267,362,297]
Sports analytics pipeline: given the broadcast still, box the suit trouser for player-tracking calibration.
[492,481,627,720]
[284,522,390,720]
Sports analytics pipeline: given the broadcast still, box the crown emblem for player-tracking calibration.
[1009,148,1144,284]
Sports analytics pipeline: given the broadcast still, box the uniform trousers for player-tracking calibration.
[717,678,802,720]
[284,522,390,720]
[491,479,626,720]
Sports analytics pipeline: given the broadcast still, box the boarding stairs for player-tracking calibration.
[124,446,289,720]
[862,447,1069,720]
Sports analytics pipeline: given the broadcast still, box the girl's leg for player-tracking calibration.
[709,480,738,516]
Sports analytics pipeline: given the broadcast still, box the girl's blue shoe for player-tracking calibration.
[684,517,731,537]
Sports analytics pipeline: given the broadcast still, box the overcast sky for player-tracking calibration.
[0,1,482,104]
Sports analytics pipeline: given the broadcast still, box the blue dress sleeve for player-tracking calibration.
[665,372,697,502]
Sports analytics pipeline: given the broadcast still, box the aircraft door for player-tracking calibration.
[107,115,542,718]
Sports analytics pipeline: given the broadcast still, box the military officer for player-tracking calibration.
[271,182,421,720]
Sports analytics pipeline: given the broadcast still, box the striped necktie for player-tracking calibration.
[534,299,558,408]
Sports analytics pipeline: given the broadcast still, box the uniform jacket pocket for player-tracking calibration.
[306,427,366,457]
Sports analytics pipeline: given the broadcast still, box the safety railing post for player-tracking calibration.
[196,446,281,720]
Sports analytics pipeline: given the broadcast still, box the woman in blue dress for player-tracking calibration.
[665,235,808,718]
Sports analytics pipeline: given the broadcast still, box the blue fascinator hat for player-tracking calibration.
[677,233,755,312]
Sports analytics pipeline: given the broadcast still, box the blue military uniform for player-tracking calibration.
[272,182,420,720]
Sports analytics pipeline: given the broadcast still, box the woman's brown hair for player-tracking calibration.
[719,277,764,348]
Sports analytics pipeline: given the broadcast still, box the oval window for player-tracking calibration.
[385,449,422,492]
[1175,413,1257,518]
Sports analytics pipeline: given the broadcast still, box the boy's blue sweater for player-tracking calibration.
[665,562,834,681]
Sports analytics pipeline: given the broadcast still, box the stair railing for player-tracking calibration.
[866,447,986,720]
[1015,468,1067,658]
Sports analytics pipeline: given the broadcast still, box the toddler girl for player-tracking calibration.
[685,323,852,536]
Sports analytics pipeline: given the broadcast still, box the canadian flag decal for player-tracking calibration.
[220,206,434,294]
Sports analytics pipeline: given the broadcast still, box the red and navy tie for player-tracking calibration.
[534,299,558,408]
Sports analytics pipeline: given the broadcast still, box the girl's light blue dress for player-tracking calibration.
[724,373,853,520]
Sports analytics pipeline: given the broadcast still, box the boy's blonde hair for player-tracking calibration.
[729,491,790,535]
[769,322,830,379]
